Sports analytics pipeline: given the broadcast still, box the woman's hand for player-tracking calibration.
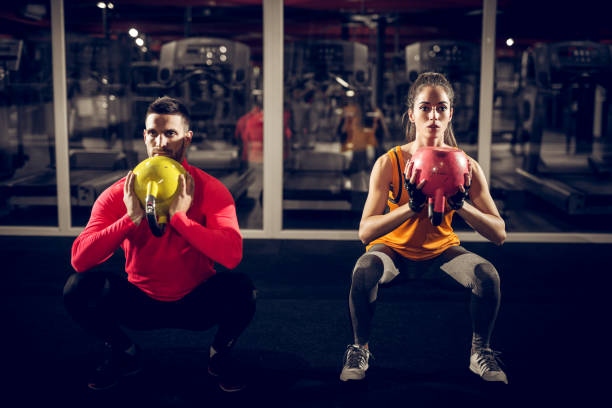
[447,159,473,210]
[404,160,427,212]
[452,159,506,245]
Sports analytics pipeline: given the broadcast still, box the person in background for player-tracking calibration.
[338,104,388,171]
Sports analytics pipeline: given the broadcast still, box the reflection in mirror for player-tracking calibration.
[55,1,264,229]
[282,3,483,230]
[492,3,612,233]
[0,1,57,226]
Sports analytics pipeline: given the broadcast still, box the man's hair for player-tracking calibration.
[145,96,191,129]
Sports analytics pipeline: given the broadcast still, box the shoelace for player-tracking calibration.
[345,345,371,369]
[475,348,504,373]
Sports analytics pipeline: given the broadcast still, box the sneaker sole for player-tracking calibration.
[340,376,365,382]
[209,366,246,392]
[218,383,246,393]
[469,362,508,384]
[340,369,366,382]
[87,367,143,391]
[87,381,119,391]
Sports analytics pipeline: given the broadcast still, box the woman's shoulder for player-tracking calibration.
[375,146,398,166]
[372,147,403,181]
[458,151,487,188]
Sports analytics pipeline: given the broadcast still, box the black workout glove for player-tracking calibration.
[406,178,427,212]
[447,184,471,210]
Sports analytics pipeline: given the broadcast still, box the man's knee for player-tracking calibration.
[224,273,256,305]
[63,270,107,308]
[63,272,82,298]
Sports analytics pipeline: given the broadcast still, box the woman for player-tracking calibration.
[339,72,508,384]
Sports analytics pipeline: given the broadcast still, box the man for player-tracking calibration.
[64,96,255,392]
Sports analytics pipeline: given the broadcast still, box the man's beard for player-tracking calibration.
[151,140,186,162]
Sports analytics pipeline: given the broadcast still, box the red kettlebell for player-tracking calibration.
[408,146,469,226]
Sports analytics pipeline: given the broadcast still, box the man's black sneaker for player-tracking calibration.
[87,343,142,391]
[208,351,246,392]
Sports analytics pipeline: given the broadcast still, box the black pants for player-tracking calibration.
[63,269,256,352]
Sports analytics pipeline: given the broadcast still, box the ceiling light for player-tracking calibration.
[129,28,139,38]
[334,75,350,88]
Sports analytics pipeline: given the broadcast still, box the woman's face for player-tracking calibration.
[408,85,453,145]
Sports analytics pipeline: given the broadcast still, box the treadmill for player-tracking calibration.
[156,38,255,203]
[515,41,612,215]
[0,37,133,218]
[405,40,481,144]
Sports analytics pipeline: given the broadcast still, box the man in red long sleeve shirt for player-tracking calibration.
[64,96,255,393]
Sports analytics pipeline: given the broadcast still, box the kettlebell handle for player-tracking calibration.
[144,181,166,237]
[427,196,444,227]
[145,194,166,237]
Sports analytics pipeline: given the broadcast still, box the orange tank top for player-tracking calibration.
[366,146,460,260]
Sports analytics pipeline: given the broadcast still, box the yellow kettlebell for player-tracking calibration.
[132,156,187,237]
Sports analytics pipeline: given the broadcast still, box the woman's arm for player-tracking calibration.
[358,155,418,245]
[455,158,506,245]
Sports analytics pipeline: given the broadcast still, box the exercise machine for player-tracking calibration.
[515,41,612,215]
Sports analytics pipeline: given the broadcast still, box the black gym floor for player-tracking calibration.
[1,236,607,407]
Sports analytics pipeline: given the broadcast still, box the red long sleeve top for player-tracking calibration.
[71,160,243,301]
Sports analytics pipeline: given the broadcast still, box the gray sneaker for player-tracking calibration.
[469,348,508,384]
[340,344,372,382]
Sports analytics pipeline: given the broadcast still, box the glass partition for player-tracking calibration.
[491,4,612,233]
[3,1,609,240]
[282,3,483,230]
[0,2,56,226]
[64,1,263,229]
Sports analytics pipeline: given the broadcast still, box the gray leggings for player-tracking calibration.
[349,243,501,349]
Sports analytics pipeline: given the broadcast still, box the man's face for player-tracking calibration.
[144,113,192,163]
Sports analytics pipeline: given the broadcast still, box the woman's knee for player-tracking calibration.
[352,253,384,291]
[473,262,501,297]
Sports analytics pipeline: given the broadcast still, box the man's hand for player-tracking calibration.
[404,160,427,212]
[123,171,144,225]
[169,173,195,219]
